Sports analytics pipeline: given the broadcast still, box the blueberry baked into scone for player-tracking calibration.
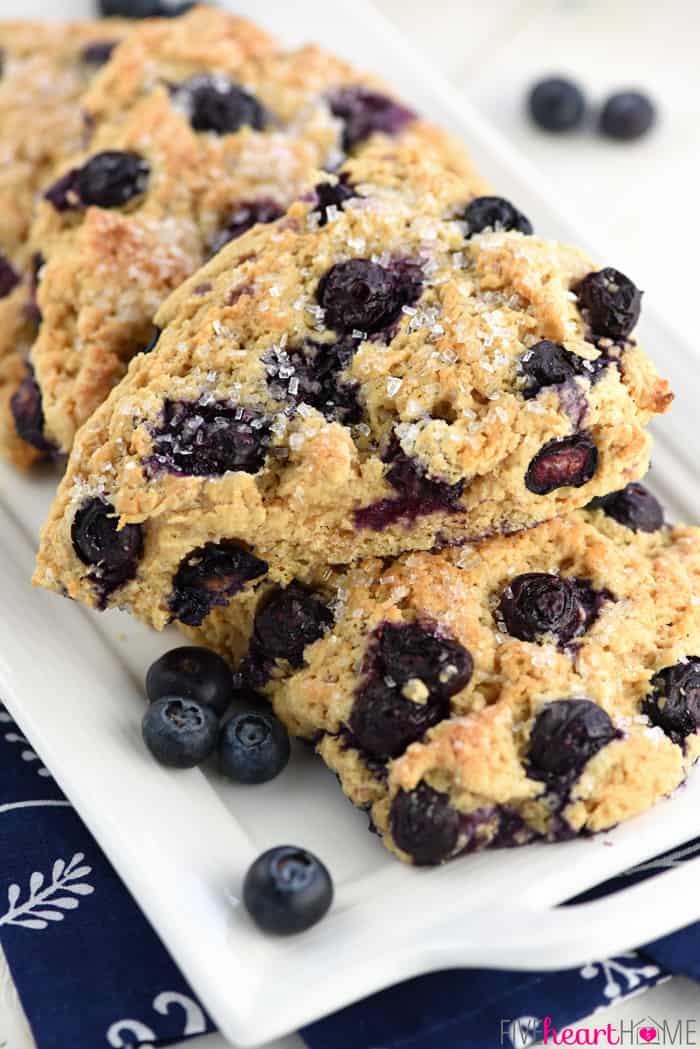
[192,487,700,865]
[17,4,486,461]
[34,172,671,628]
[0,18,130,469]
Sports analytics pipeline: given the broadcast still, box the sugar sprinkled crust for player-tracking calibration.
[191,502,700,864]
[0,18,131,469]
[23,4,483,458]
[34,165,669,628]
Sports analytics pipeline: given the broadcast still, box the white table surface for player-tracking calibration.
[2,1,700,1046]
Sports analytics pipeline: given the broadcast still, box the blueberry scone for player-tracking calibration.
[34,177,671,628]
[20,4,485,459]
[193,486,700,865]
[0,18,130,469]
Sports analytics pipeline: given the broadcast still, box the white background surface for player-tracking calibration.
[2,1,700,1047]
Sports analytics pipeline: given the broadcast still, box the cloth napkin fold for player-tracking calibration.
[1,700,697,1049]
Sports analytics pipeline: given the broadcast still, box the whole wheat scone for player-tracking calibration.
[33,174,671,629]
[20,4,485,460]
[0,17,131,469]
[189,487,700,866]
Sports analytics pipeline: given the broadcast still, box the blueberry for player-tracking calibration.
[141,696,219,769]
[0,254,20,299]
[575,268,642,341]
[312,176,358,226]
[528,699,617,778]
[328,86,415,151]
[317,258,422,335]
[44,151,149,211]
[525,433,598,494]
[499,572,607,645]
[243,845,333,935]
[10,366,53,452]
[78,151,149,208]
[355,434,465,530]
[98,0,194,13]
[528,77,585,132]
[462,196,533,236]
[599,91,656,142]
[147,646,233,716]
[264,339,362,424]
[208,200,283,257]
[219,708,290,784]
[146,400,270,477]
[520,340,583,398]
[389,784,460,865]
[169,540,268,626]
[349,622,472,759]
[173,75,268,135]
[71,497,143,598]
[588,482,664,533]
[141,327,161,354]
[642,659,700,744]
[81,40,119,67]
[28,252,45,323]
[250,584,333,667]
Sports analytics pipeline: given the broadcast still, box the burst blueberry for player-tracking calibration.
[390,784,460,865]
[525,433,598,494]
[219,708,290,784]
[147,645,233,716]
[243,845,333,935]
[142,696,219,769]
[71,497,143,598]
[312,176,358,226]
[528,76,586,132]
[328,86,415,150]
[575,268,642,341]
[250,584,333,667]
[169,540,268,626]
[317,258,422,335]
[499,572,607,645]
[208,200,283,257]
[349,621,472,759]
[642,659,700,744]
[519,340,583,398]
[0,254,19,299]
[588,482,664,534]
[264,339,362,424]
[528,699,617,777]
[44,151,149,211]
[174,75,268,135]
[462,196,533,236]
[147,400,271,477]
[81,40,119,66]
[10,366,53,453]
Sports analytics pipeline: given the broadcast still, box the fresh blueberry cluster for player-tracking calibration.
[141,644,332,933]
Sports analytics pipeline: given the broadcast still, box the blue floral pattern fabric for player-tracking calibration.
[0,702,697,1049]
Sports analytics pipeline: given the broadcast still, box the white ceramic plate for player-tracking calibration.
[3,1,700,1045]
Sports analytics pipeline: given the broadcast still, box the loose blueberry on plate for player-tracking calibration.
[142,697,219,768]
[575,268,641,341]
[243,845,333,935]
[98,0,195,14]
[528,76,586,132]
[147,646,233,716]
[219,709,290,784]
[462,196,533,236]
[390,783,460,865]
[528,698,617,777]
[525,434,598,494]
[599,90,656,141]
[588,482,664,533]
[643,659,700,744]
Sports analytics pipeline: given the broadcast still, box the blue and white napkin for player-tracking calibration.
[1,702,696,1049]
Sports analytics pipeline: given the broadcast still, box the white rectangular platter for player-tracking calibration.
[3,1,700,1045]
